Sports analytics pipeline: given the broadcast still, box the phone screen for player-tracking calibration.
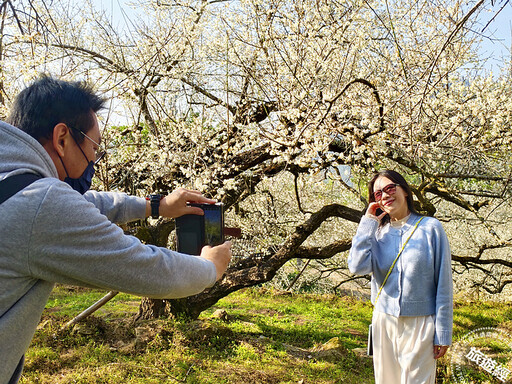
[204,204,223,246]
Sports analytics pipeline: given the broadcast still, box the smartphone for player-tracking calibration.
[376,208,384,216]
[175,203,224,255]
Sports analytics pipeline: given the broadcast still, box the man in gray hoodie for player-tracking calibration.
[0,76,232,383]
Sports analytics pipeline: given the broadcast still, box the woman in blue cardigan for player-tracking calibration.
[348,170,453,384]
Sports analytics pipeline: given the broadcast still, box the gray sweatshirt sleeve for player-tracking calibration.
[26,183,216,299]
[83,190,147,224]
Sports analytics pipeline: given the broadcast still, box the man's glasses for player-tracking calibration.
[73,128,106,165]
[373,183,400,201]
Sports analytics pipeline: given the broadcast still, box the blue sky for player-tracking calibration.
[475,2,511,75]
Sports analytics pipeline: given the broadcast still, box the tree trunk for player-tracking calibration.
[137,297,171,320]
[137,204,361,320]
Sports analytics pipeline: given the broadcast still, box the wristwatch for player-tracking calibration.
[146,194,163,219]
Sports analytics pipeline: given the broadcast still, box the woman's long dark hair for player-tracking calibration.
[368,170,418,226]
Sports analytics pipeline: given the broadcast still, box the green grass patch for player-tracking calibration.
[18,286,512,383]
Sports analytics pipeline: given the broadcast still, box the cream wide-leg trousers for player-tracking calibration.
[372,310,436,384]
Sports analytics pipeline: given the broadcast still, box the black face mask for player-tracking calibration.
[63,160,95,194]
[59,137,95,195]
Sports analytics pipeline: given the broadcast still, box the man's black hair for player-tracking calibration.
[7,75,106,144]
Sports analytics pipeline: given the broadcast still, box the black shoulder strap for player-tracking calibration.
[0,173,42,205]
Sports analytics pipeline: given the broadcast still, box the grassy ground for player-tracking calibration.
[19,286,512,383]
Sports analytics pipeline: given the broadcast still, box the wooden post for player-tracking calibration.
[62,291,119,330]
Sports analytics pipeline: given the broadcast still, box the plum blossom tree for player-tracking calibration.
[1,0,512,318]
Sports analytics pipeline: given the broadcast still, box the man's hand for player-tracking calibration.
[147,188,215,219]
[434,345,449,359]
[200,241,232,281]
